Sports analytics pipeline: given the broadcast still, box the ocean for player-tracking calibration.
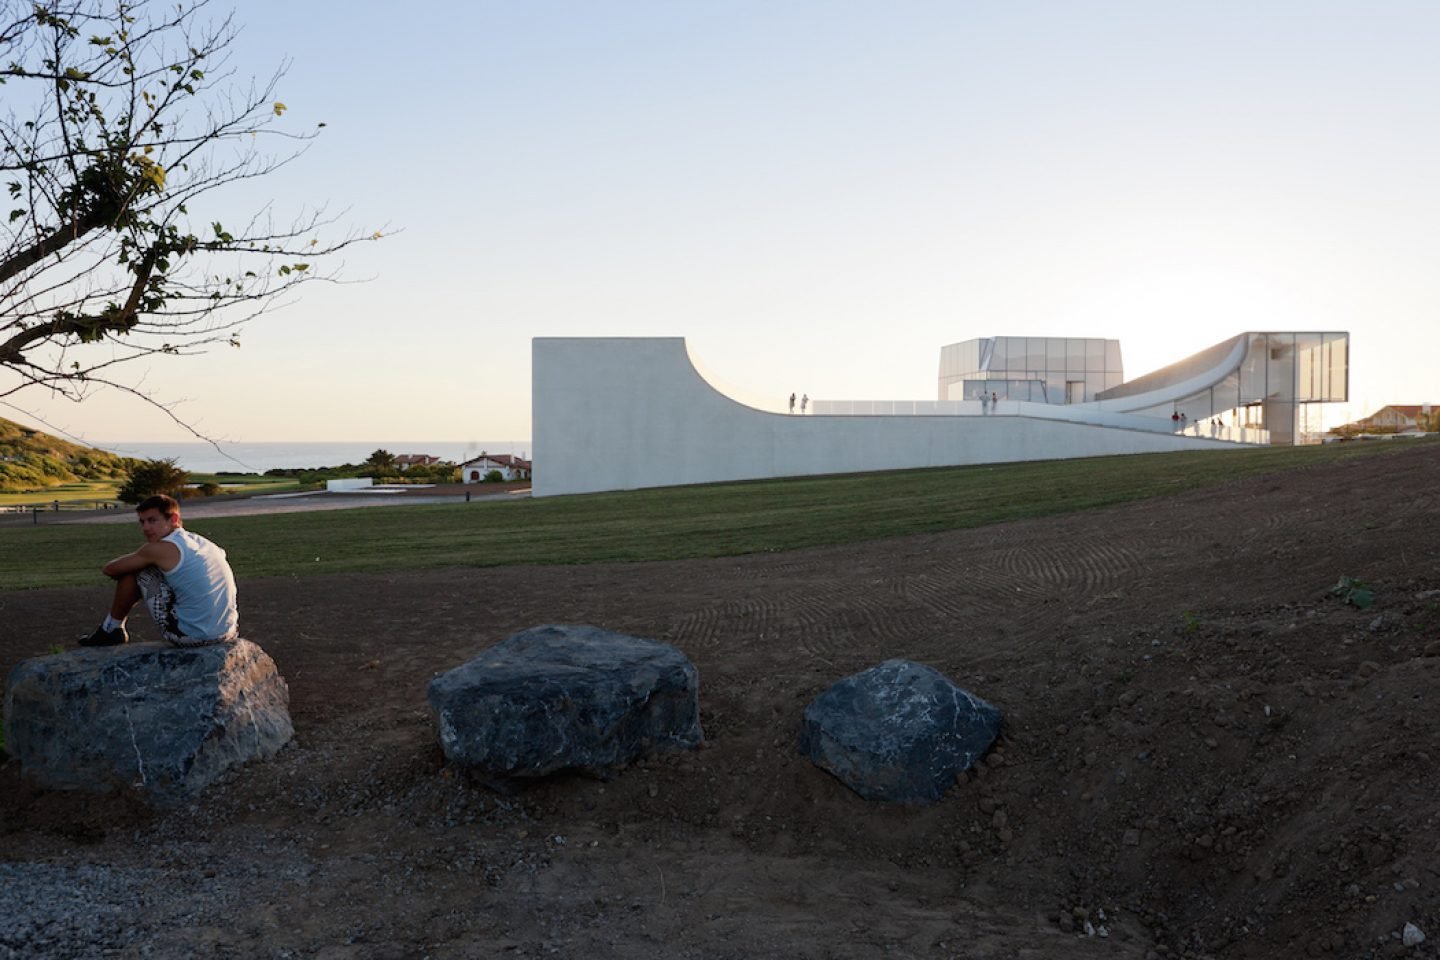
[93,441,531,474]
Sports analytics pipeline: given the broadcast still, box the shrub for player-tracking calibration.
[118,459,190,504]
[484,470,504,483]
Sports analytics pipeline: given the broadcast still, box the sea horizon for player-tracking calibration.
[93,440,531,475]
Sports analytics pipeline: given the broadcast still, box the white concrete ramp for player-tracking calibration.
[532,338,1236,498]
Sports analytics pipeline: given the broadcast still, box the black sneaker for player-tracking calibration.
[80,625,128,647]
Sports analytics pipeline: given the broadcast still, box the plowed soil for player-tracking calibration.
[4,442,1440,959]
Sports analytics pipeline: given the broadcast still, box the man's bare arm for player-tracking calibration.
[102,541,181,578]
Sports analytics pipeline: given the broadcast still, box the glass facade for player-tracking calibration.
[933,329,1353,443]
[938,336,1123,405]
[938,331,1348,445]
[1111,332,1349,445]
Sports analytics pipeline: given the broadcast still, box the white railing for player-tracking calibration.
[806,398,1270,443]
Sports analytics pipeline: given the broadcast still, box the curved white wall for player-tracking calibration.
[1087,335,1250,414]
[532,338,1238,498]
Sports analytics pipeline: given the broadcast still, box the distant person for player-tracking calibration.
[83,494,239,647]
[980,393,990,414]
[801,394,809,414]
[789,392,796,414]
[1180,412,1188,432]
[991,391,998,411]
[1171,411,1180,431]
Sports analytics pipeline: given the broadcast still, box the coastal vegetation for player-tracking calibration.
[258,465,460,487]
[0,423,459,503]
[1,437,1428,589]
[0,417,135,494]
[259,449,459,487]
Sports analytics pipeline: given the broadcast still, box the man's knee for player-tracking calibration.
[134,565,167,598]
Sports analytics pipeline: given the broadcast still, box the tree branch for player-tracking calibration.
[0,208,106,286]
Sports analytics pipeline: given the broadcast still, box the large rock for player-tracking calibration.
[428,624,703,787]
[3,640,292,805]
[800,658,1002,804]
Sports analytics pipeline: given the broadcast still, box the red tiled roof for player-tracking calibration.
[461,454,530,468]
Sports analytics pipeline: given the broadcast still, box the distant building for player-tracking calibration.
[461,453,531,483]
[1342,404,1434,433]
[394,454,443,470]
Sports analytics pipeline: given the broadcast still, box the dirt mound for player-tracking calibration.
[3,442,1439,959]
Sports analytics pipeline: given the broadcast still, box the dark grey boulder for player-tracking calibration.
[3,640,292,805]
[428,624,702,787]
[800,658,1001,804]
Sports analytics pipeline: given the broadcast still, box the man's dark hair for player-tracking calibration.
[135,494,182,521]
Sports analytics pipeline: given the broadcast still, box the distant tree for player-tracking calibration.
[0,0,380,417]
[117,457,187,502]
[363,449,396,473]
[483,469,503,483]
[401,461,458,483]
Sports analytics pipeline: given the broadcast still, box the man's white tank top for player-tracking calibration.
[161,528,238,640]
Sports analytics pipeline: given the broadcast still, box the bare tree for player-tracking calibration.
[0,0,377,417]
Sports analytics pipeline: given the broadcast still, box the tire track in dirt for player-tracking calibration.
[670,582,936,669]
[889,571,1014,624]
[993,538,1144,595]
[675,533,1145,665]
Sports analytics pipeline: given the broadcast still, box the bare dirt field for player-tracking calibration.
[3,444,1440,959]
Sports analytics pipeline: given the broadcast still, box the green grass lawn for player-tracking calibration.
[191,474,303,495]
[0,440,1426,590]
[0,480,121,507]
[0,474,300,508]
[0,473,300,506]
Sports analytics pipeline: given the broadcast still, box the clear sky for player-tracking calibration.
[5,0,1438,443]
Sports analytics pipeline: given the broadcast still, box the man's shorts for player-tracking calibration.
[136,566,237,647]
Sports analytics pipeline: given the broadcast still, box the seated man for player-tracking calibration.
[84,493,239,647]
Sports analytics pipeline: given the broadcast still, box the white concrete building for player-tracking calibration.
[531,333,1348,497]
[532,334,1348,498]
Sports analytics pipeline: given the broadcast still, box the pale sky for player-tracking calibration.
[5,1,1438,443]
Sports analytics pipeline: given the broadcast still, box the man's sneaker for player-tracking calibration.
[80,624,128,647]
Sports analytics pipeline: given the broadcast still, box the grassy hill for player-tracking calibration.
[0,418,136,493]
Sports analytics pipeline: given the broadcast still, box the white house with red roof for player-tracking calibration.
[1357,404,1433,432]
[460,453,531,483]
